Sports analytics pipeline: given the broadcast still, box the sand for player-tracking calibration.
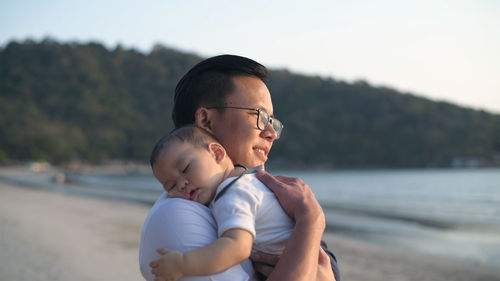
[0,181,147,281]
[1,176,499,281]
[323,234,499,281]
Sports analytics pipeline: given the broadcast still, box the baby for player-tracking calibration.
[149,125,293,280]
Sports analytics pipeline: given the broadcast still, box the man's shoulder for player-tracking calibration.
[238,173,271,193]
[148,195,212,219]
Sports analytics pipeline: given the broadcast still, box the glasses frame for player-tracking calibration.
[206,106,283,139]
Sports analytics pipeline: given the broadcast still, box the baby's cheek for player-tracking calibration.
[167,191,187,200]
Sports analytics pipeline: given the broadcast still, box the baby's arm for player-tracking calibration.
[150,228,253,280]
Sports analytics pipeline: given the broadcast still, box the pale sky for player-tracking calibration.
[2,0,499,113]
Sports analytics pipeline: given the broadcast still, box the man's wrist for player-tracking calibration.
[294,201,325,232]
[296,216,325,235]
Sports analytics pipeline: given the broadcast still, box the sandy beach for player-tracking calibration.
[1,174,499,281]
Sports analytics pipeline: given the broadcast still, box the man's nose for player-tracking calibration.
[262,123,277,141]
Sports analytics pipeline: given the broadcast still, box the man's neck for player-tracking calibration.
[223,162,246,180]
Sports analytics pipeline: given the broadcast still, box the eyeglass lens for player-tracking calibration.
[258,109,282,138]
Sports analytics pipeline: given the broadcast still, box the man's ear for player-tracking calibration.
[195,107,214,134]
[208,143,226,163]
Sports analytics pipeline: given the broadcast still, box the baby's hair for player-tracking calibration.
[150,126,220,168]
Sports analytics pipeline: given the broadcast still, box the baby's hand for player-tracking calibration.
[150,248,184,281]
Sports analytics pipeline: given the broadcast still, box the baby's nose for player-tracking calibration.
[176,178,188,190]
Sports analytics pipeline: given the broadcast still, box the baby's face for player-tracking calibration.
[153,142,223,205]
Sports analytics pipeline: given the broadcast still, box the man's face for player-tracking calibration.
[152,141,222,206]
[209,76,278,169]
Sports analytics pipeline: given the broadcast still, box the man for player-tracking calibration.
[140,54,339,281]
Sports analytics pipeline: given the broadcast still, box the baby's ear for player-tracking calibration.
[208,143,226,163]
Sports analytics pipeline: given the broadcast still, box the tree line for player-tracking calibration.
[1,38,499,168]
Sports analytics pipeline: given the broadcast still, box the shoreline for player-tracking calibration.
[2,179,500,281]
[3,160,500,174]
[322,233,500,281]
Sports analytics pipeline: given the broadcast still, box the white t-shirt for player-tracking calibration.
[139,194,256,281]
[210,173,294,255]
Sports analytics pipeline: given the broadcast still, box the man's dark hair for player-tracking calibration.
[172,54,268,128]
[150,126,220,168]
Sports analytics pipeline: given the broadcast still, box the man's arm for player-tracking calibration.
[255,171,331,281]
[251,247,336,281]
[150,229,254,279]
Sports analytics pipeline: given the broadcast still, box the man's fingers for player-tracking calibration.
[273,175,297,184]
[149,260,159,268]
[253,262,274,278]
[156,248,168,255]
[255,170,290,195]
[251,251,280,265]
[251,251,281,279]
[256,171,303,190]
[256,170,280,188]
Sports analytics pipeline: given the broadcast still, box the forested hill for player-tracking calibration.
[1,39,500,168]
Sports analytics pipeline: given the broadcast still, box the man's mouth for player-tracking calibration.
[254,147,268,160]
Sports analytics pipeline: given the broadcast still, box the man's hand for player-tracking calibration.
[251,251,280,279]
[150,248,184,281]
[251,249,335,281]
[255,170,333,281]
[255,170,325,226]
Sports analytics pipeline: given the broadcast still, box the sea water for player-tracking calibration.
[274,168,500,268]
[3,167,500,268]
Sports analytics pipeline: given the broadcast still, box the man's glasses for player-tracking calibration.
[206,106,284,139]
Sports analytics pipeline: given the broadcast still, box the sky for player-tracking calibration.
[2,0,500,113]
